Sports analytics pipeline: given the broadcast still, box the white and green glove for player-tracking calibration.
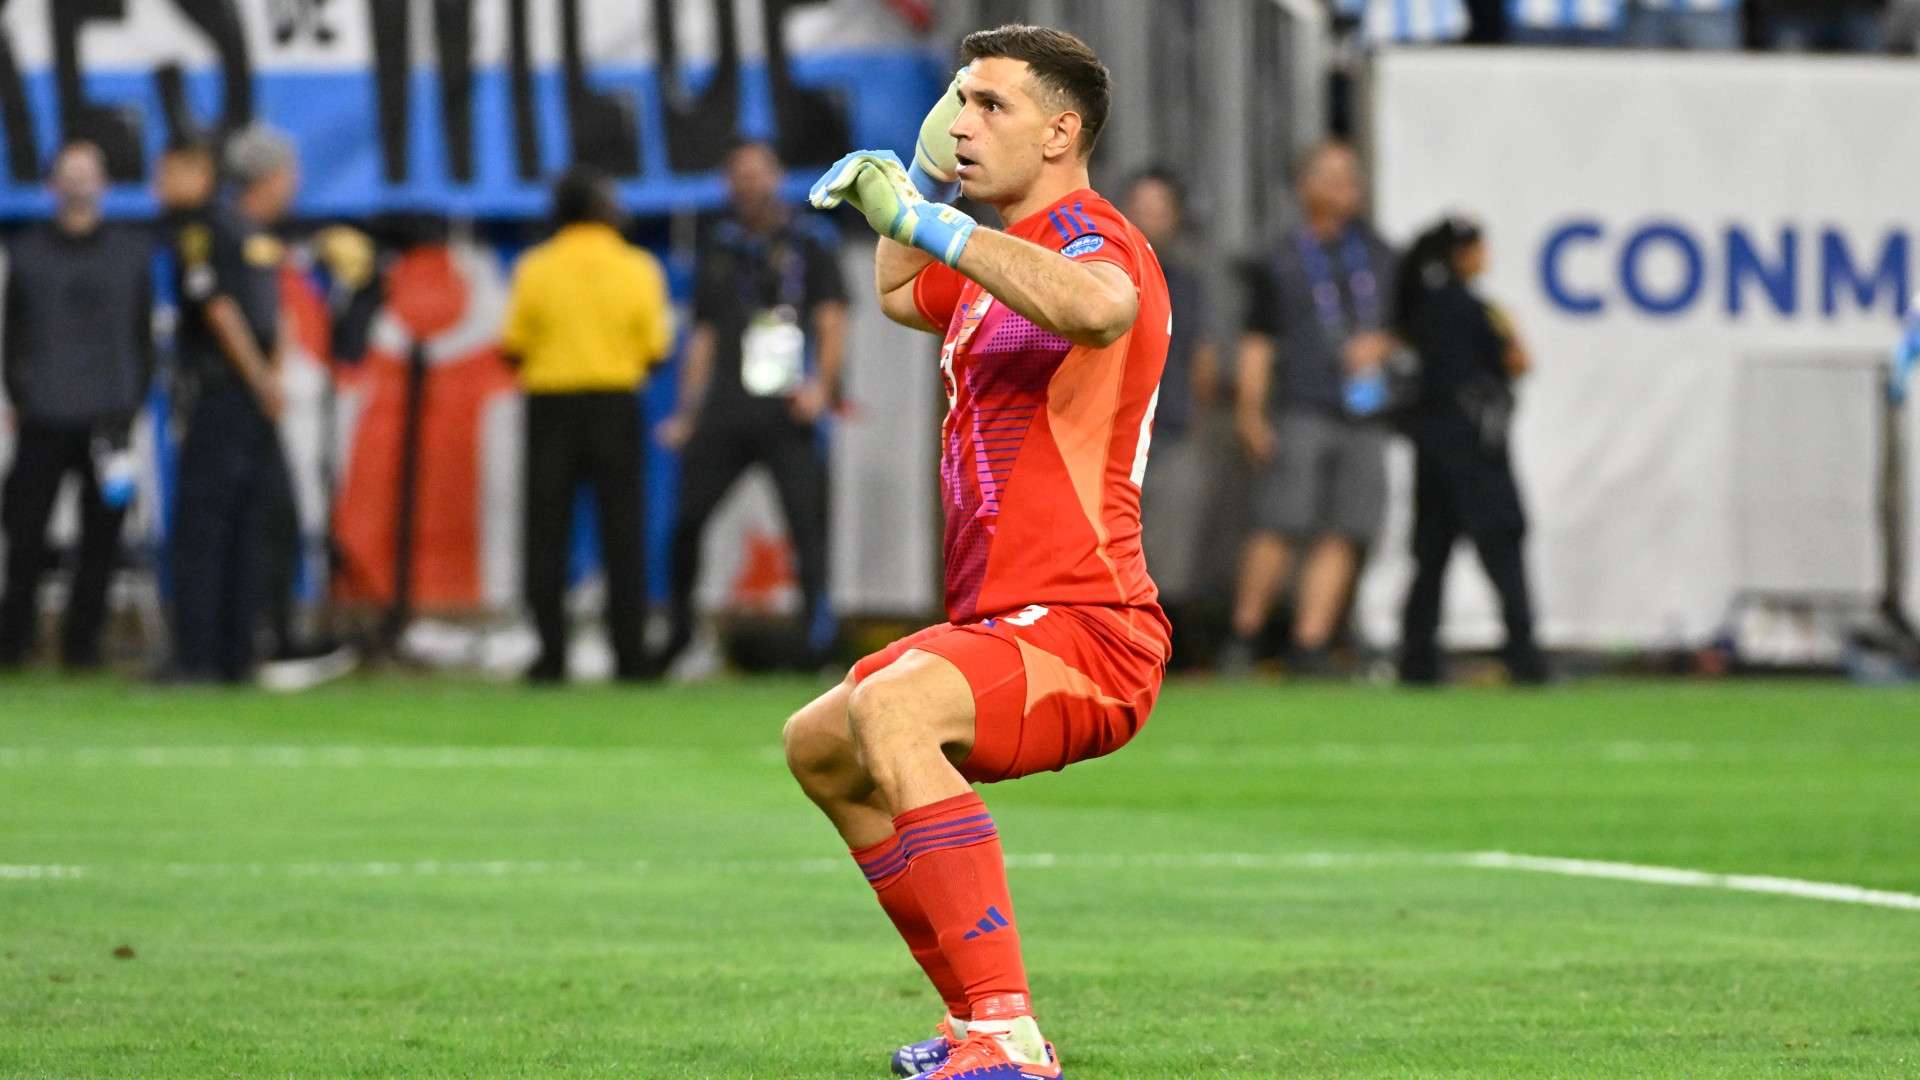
[809,150,977,268]
[908,67,967,202]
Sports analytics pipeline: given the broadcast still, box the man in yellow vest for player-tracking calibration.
[502,167,673,683]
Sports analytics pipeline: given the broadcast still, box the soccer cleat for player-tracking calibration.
[890,1016,962,1076]
[916,1029,1061,1080]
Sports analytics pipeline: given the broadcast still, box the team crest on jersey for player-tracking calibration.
[1062,234,1106,258]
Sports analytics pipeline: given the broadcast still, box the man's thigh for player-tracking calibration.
[1252,411,1333,538]
[1328,423,1388,544]
[851,606,1165,784]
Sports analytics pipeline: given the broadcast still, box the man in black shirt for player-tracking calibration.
[1226,141,1398,675]
[0,140,154,670]
[162,127,299,683]
[658,141,848,670]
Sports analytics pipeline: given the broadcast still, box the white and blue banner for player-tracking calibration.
[0,0,940,218]
[1367,49,1920,649]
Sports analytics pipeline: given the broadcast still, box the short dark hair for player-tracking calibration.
[722,136,779,165]
[162,133,215,160]
[552,165,621,227]
[960,24,1111,157]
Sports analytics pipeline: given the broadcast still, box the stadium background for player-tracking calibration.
[4,3,1920,1076]
[2,0,1915,671]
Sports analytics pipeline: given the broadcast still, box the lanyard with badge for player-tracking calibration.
[1296,225,1397,417]
[1295,224,1380,340]
[736,235,810,398]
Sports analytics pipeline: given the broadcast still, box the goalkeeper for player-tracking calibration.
[783,24,1174,1080]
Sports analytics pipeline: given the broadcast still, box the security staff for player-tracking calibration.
[502,167,674,683]
[1393,216,1547,685]
[0,140,153,670]
[163,127,299,684]
[657,141,847,671]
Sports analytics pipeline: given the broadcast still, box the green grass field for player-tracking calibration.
[3,675,1918,1077]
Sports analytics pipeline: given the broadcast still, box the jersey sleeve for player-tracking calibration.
[1047,199,1141,285]
[912,261,966,329]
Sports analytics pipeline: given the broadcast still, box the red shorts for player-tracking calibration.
[851,603,1170,784]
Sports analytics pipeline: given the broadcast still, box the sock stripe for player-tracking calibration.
[861,853,909,883]
[903,829,998,861]
[900,822,998,852]
[854,840,902,872]
[852,836,909,884]
[895,812,994,844]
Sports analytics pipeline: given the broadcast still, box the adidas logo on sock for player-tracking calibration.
[961,905,1011,940]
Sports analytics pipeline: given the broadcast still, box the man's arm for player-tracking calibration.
[205,295,282,419]
[1192,336,1221,412]
[3,252,25,410]
[812,300,848,397]
[1234,332,1276,464]
[134,259,156,398]
[875,238,937,332]
[793,301,848,424]
[950,229,1137,348]
[659,322,716,450]
[815,152,1134,344]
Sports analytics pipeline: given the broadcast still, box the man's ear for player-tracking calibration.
[1042,110,1084,163]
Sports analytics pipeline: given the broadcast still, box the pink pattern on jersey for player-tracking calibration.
[941,304,1073,618]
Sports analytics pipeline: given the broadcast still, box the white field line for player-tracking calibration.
[2,851,1915,911]
[0,740,1880,769]
[1463,852,1920,912]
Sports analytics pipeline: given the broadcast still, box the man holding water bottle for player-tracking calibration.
[0,140,153,671]
[1222,140,1399,677]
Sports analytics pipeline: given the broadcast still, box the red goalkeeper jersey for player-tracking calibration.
[911,188,1172,644]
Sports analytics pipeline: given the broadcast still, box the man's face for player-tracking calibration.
[154,151,214,210]
[1298,145,1363,224]
[251,163,301,223]
[50,144,106,216]
[726,144,784,215]
[950,57,1062,206]
[1124,178,1180,247]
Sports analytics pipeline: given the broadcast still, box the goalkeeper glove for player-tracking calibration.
[907,67,968,202]
[809,150,977,269]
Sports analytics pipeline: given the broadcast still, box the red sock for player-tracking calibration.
[852,834,971,1019]
[894,791,1032,1019]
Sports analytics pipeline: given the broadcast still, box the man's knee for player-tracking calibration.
[782,679,862,793]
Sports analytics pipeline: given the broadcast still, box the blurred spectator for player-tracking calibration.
[1223,141,1397,675]
[1464,0,1510,40]
[1506,0,1624,44]
[658,141,847,671]
[1123,168,1220,647]
[501,167,673,684]
[0,140,153,671]
[163,127,299,684]
[1758,0,1888,51]
[1393,217,1547,686]
[1892,0,1920,52]
[1627,0,1743,49]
